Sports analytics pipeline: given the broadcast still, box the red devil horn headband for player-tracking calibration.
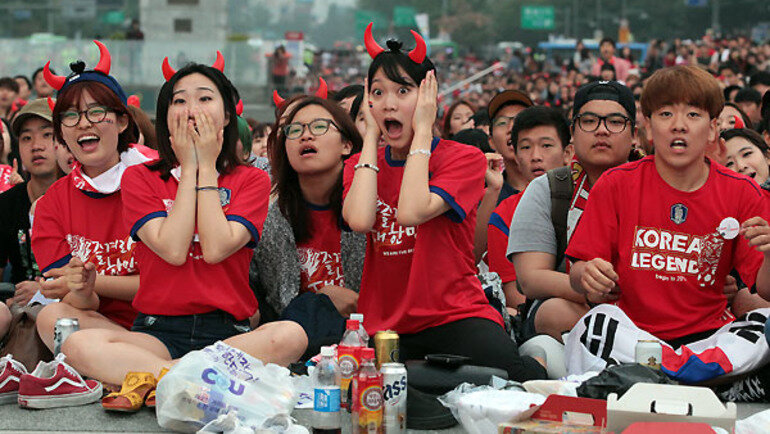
[47,97,56,112]
[733,115,745,129]
[162,51,225,81]
[272,78,328,108]
[236,99,244,116]
[364,22,427,64]
[43,40,112,90]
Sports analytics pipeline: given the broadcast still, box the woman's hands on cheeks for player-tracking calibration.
[191,108,224,171]
[169,108,198,169]
[362,81,381,142]
[412,70,438,138]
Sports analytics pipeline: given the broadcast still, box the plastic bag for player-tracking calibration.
[156,341,297,433]
[735,409,770,434]
[576,363,676,400]
[438,381,545,434]
[197,412,309,434]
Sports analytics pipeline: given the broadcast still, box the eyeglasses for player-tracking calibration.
[492,115,516,129]
[61,106,112,127]
[573,113,631,133]
[283,118,339,140]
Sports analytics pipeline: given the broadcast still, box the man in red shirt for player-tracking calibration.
[566,65,770,397]
[591,38,631,83]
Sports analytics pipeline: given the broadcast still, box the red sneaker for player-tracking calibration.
[18,354,102,409]
[0,354,28,405]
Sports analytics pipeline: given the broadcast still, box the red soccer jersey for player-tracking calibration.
[31,174,138,329]
[0,165,13,194]
[296,206,344,293]
[487,191,524,283]
[566,156,767,340]
[122,164,269,321]
[343,138,503,335]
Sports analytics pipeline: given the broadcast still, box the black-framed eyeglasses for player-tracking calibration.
[573,113,631,133]
[283,118,340,140]
[492,115,517,129]
[61,106,112,127]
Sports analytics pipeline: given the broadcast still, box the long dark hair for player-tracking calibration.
[150,63,241,179]
[270,96,363,243]
[442,100,476,139]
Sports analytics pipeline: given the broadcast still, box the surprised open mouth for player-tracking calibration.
[384,119,403,138]
[300,145,318,156]
[76,135,100,151]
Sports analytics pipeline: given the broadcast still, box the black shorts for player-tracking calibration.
[132,311,251,359]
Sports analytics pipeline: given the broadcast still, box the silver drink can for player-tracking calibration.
[381,362,407,434]
[53,318,80,355]
[635,339,662,370]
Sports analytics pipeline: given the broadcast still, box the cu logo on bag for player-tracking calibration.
[201,368,245,396]
[361,386,383,411]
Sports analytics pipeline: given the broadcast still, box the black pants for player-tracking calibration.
[399,317,547,382]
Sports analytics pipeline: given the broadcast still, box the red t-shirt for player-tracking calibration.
[31,174,138,329]
[488,191,524,283]
[343,138,503,335]
[0,165,13,194]
[122,164,269,320]
[566,156,767,340]
[297,206,344,293]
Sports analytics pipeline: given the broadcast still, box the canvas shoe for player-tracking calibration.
[0,354,28,405]
[18,354,102,409]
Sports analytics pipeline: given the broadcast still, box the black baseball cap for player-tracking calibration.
[572,80,636,122]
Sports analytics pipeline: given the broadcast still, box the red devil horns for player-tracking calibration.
[364,22,427,64]
[127,95,140,107]
[236,99,244,116]
[43,61,66,90]
[47,97,56,112]
[733,115,745,129]
[93,40,111,75]
[364,23,385,59]
[162,51,225,81]
[272,78,327,108]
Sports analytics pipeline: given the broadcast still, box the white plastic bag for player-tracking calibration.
[156,341,297,433]
[439,382,546,434]
[735,409,770,434]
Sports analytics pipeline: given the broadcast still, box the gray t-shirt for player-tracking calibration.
[506,174,566,272]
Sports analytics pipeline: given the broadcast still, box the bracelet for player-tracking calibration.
[408,149,431,158]
[196,186,219,192]
[354,163,380,172]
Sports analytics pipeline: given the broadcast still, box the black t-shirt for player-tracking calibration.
[0,183,38,283]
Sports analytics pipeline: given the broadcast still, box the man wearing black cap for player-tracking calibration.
[0,99,58,306]
[507,80,636,343]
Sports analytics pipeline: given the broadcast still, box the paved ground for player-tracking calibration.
[0,402,766,433]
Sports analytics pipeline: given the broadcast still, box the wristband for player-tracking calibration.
[196,186,219,191]
[408,149,431,158]
[354,163,380,172]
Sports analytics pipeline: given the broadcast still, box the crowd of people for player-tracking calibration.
[0,23,770,416]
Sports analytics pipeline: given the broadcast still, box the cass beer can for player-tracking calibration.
[381,363,407,434]
[374,331,399,369]
[53,318,80,355]
[635,339,662,370]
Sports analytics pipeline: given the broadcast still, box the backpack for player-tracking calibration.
[546,166,575,269]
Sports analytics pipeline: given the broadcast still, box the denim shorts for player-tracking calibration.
[132,311,252,359]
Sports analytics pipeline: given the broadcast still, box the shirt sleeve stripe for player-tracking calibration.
[429,185,466,223]
[226,215,260,248]
[41,254,73,274]
[130,211,168,241]
[488,212,509,237]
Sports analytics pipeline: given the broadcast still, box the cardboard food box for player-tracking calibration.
[606,383,736,433]
[499,394,607,433]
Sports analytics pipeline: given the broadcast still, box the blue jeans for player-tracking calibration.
[132,311,251,359]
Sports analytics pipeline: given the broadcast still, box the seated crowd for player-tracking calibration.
[1,30,770,412]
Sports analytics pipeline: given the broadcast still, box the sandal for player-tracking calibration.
[144,368,169,408]
[102,372,157,412]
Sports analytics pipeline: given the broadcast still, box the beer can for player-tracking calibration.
[53,318,80,355]
[381,363,407,434]
[374,331,399,369]
[635,339,662,370]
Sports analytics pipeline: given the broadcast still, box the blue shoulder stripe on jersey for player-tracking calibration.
[429,185,465,223]
[488,212,509,237]
[130,211,168,241]
[384,137,440,167]
[42,254,73,274]
[661,355,728,383]
[79,190,116,199]
[227,215,260,248]
[714,166,764,195]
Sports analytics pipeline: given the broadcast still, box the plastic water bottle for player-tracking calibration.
[350,313,370,347]
[313,346,342,434]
